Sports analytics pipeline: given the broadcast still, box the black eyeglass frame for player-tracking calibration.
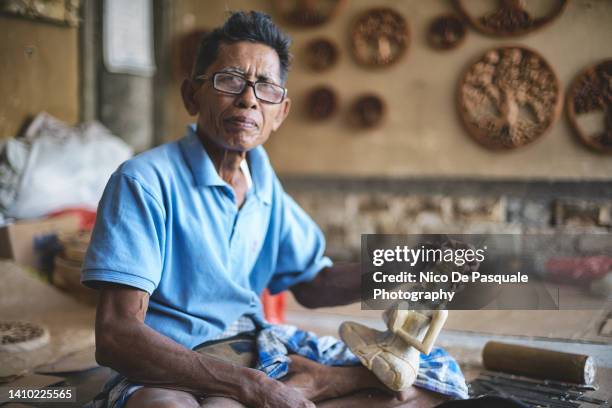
[195,72,288,104]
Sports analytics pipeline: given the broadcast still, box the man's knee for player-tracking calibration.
[125,387,200,408]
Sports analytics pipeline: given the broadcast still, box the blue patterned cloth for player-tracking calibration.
[254,323,469,400]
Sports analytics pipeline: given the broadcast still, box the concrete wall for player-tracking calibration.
[283,181,612,261]
[0,15,79,138]
[163,0,612,180]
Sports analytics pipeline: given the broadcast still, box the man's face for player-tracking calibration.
[182,41,291,152]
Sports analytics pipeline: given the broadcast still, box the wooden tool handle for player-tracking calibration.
[482,341,596,385]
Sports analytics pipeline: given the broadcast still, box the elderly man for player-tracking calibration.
[83,11,463,408]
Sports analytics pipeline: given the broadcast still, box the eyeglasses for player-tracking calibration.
[195,72,287,104]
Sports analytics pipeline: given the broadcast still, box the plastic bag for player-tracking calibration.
[6,112,133,219]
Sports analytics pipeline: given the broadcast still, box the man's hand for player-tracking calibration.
[291,263,361,309]
[248,372,315,408]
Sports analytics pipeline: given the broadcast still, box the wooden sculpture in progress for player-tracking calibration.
[341,238,479,392]
[340,307,448,392]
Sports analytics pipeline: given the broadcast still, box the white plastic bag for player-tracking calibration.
[7,112,133,219]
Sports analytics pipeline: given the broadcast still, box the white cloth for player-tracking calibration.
[240,159,253,190]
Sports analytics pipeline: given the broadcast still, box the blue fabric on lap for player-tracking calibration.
[254,323,469,400]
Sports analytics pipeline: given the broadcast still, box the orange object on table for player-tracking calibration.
[261,289,286,324]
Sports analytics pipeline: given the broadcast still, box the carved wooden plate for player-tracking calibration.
[567,60,612,154]
[304,38,339,71]
[457,46,562,150]
[275,0,346,27]
[306,86,338,120]
[453,0,567,37]
[350,94,386,129]
[427,14,467,51]
[0,321,49,353]
[350,7,409,68]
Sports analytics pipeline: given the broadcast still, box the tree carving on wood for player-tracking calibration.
[567,60,612,154]
[458,47,562,150]
[307,86,338,120]
[453,0,567,37]
[427,14,466,51]
[275,0,345,27]
[304,38,339,71]
[350,8,409,68]
[350,94,386,129]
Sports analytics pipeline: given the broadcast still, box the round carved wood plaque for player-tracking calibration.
[427,14,466,50]
[275,0,346,27]
[350,7,409,68]
[304,38,339,71]
[567,60,612,154]
[0,321,49,353]
[307,86,338,120]
[350,94,386,129]
[458,46,562,150]
[453,0,567,37]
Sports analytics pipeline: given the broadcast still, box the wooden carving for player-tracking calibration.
[307,86,338,120]
[350,94,386,129]
[304,38,339,71]
[458,46,562,150]
[0,321,49,352]
[567,60,612,154]
[453,0,567,37]
[275,0,346,27]
[350,8,409,68]
[427,14,466,50]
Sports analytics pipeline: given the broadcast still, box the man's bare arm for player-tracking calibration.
[95,284,314,408]
[291,263,361,309]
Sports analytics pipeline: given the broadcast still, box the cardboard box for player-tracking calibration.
[0,214,80,271]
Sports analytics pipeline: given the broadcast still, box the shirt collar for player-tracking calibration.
[179,124,225,187]
[179,124,273,205]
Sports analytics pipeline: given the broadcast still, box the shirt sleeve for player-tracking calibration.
[267,191,333,295]
[81,172,166,294]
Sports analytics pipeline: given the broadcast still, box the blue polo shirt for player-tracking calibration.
[82,125,332,349]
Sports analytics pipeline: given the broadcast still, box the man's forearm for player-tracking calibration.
[96,316,262,402]
[95,286,315,408]
[292,263,361,308]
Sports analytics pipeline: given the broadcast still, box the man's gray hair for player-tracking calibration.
[192,11,292,84]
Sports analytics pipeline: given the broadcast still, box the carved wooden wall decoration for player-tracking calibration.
[427,14,466,50]
[350,7,409,68]
[0,321,49,352]
[567,60,612,154]
[275,0,346,27]
[350,94,386,129]
[458,46,562,150]
[304,38,339,71]
[453,0,567,37]
[306,86,338,120]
